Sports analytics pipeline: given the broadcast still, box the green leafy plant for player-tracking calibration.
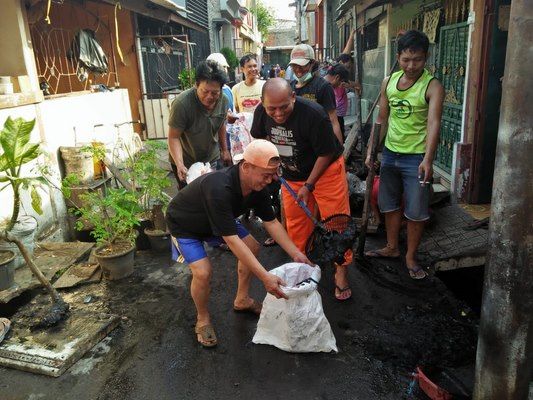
[0,117,46,231]
[178,68,196,90]
[72,187,141,247]
[220,47,239,69]
[124,140,171,222]
[251,2,275,41]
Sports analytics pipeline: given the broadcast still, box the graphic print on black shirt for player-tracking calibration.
[269,125,300,174]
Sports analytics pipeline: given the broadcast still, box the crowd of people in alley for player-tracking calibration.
[165,30,444,347]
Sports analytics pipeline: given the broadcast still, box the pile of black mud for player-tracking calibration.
[306,214,358,266]
[346,255,479,398]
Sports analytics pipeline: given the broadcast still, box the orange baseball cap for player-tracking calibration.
[234,139,280,169]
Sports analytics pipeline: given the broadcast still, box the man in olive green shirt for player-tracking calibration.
[168,61,232,189]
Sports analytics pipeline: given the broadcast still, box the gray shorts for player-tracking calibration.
[378,148,430,221]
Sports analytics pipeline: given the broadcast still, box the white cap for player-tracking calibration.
[289,44,315,66]
[206,53,229,68]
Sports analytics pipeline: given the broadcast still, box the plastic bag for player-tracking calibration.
[186,162,212,183]
[68,29,109,82]
[252,263,338,353]
[228,112,254,160]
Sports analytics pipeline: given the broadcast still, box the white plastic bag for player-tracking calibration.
[186,162,212,183]
[228,112,253,160]
[252,263,338,353]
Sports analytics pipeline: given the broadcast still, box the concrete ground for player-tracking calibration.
[0,218,478,400]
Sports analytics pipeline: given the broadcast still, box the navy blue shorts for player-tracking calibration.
[171,219,250,264]
[378,147,430,221]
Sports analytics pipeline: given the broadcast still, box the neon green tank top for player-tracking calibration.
[385,69,434,154]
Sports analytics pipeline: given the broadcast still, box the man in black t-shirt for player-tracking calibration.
[251,78,353,301]
[288,44,343,143]
[166,139,311,347]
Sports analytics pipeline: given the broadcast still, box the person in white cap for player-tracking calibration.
[289,44,344,144]
[166,139,312,348]
[206,52,235,113]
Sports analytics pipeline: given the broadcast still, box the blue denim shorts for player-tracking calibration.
[378,147,430,221]
[171,219,250,264]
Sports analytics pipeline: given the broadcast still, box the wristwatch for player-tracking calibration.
[304,182,315,192]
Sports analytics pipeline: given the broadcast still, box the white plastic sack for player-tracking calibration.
[186,162,212,184]
[253,263,338,353]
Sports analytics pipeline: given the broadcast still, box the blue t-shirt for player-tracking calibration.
[222,85,234,112]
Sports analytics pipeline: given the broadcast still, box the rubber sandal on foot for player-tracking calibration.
[233,299,262,316]
[407,266,428,280]
[195,324,217,347]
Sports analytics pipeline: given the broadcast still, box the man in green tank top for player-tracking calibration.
[365,30,444,279]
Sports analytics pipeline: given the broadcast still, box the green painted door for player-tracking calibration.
[434,22,469,174]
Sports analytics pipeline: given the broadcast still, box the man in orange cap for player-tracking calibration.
[166,139,312,348]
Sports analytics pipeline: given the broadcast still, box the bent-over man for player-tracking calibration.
[166,139,311,347]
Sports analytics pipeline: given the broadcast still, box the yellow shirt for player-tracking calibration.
[232,80,265,113]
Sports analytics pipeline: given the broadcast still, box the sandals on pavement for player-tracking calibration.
[195,324,218,347]
[233,299,262,316]
[365,246,400,259]
[335,286,352,301]
[407,265,428,280]
[0,318,11,343]
[263,237,277,247]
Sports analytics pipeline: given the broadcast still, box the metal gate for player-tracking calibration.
[138,34,193,139]
[434,22,469,174]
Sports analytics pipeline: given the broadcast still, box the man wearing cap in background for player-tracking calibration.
[251,78,353,301]
[166,139,312,348]
[206,52,235,113]
[289,44,343,144]
[168,61,232,189]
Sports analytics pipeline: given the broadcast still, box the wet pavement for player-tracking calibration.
[0,218,478,400]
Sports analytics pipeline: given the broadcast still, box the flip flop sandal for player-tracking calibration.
[195,324,217,347]
[0,318,11,343]
[365,248,400,259]
[262,237,277,247]
[335,286,352,301]
[233,299,262,316]
[407,266,428,280]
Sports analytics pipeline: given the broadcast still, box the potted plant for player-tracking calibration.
[0,117,68,322]
[68,186,141,280]
[0,117,46,268]
[0,250,15,290]
[127,140,171,252]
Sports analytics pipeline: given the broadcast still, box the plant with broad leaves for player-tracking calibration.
[0,117,47,232]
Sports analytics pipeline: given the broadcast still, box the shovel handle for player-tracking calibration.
[279,177,319,225]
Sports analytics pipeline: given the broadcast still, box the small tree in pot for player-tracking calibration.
[0,116,46,272]
[70,186,141,280]
[0,116,68,326]
[126,140,171,252]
